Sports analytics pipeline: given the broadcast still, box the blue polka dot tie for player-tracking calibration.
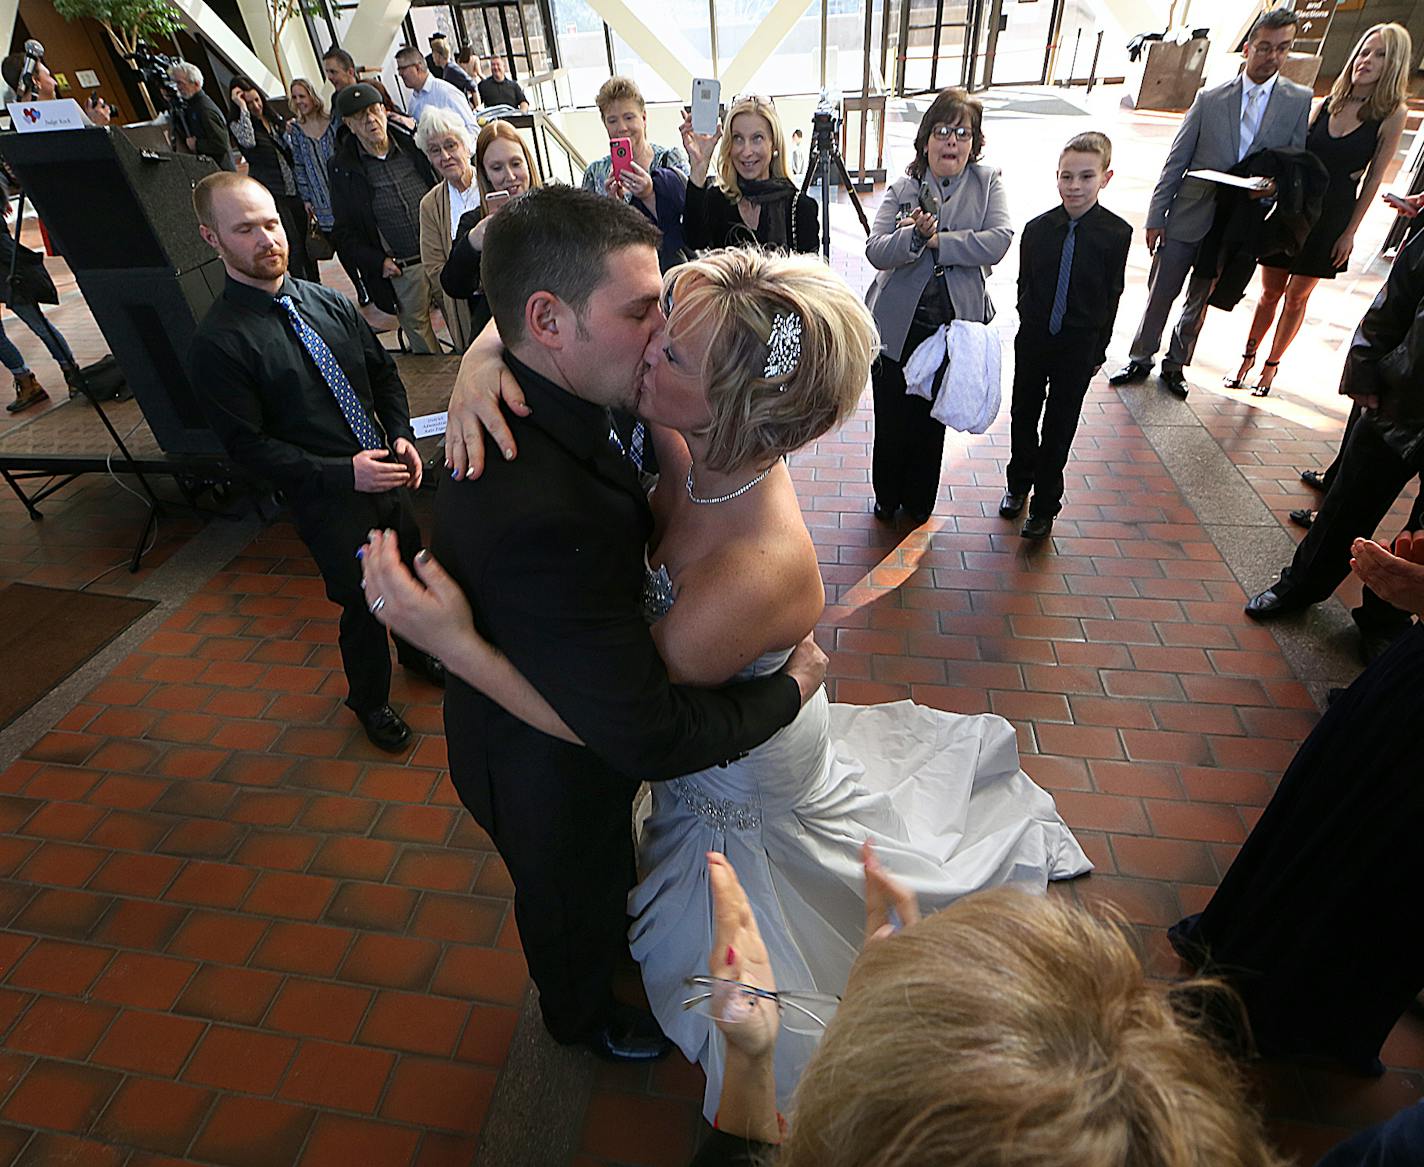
[275,295,383,450]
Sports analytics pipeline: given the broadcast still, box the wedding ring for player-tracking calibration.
[369,596,386,614]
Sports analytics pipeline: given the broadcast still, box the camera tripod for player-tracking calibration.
[799,112,870,260]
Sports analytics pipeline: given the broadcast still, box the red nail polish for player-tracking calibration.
[725,946,735,966]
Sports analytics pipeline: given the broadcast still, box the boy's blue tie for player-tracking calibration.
[1048,219,1076,336]
[275,294,383,450]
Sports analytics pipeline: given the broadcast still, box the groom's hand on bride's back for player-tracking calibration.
[784,633,828,706]
[445,323,530,481]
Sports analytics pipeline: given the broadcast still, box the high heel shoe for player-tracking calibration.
[1223,344,1259,389]
[1250,360,1280,397]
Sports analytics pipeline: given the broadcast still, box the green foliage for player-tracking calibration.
[52,0,187,55]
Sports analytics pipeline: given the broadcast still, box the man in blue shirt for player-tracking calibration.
[395,45,478,138]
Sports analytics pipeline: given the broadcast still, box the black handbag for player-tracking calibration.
[0,232,58,306]
[306,218,336,262]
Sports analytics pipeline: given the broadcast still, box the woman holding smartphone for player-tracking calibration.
[439,121,542,334]
[680,94,819,255]
[865,87,1011,525]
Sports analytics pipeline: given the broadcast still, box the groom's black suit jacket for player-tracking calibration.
[432,352,800,1041]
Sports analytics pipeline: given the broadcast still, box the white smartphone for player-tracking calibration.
[690,77,721,136]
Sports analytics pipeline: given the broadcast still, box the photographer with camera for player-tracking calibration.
[2,43,110,124]
[167,62,232,170]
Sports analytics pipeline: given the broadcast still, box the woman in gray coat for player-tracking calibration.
[865,88,1012,523]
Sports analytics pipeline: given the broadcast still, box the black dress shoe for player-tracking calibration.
[1244,586,1305,621]
[1108,361,1151,386]
[583,1004,673,1063]
[998,491,1026,518]
[1021,513,1053,540]
[872,502,896,522]
[1299,469,1327,491]
[356,705,412,752]
[1288,508,1315,529]
[402,653,446,687]
[1160,369,1189,398]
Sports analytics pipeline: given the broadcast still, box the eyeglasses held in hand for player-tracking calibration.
[931,124,972,140]
[681,976,840,1035]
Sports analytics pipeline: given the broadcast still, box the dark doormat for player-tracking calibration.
[0,583,156,729]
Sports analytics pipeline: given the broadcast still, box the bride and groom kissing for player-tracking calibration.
[361,185,1089,1116]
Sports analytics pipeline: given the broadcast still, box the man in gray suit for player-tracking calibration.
[1111,7,1310,398]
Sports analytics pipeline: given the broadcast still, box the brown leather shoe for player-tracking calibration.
[6,371,48,413]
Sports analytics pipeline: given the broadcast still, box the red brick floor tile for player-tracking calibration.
[242,871,338,922]
[13,1133,127,1167]
[90,1008,206,1076]
[1121,729,1213,766]
[430,945,527,1005]
[159,819,244,860]
[380,1058,496,1132]
[90,952,197,1011]
[413,1132,481,1166]
[18,801,105,841]
[163,860,258,909]
[299,795,380,835]
[1,1060,121,1131]
[174,964,282,1026]
[166,910,267,965]
[88,852,182,898]
[266,979,373,1043]
[7,997,116,1059]
[93,900,186,951]
[251,921,353,978]
[1034,723,1124,760]
[279,1040,395,1112]
[1110,836,1220,884]
[94,1076,214,1156]
[1076,874,1183,927]
[473,858,515,899]
[87,811,170,853]
[184,1025,298,1094]
[309,836,398,882]
[234,830,321,871]
[324,882,418,933]
[409,893,504,946]
[1049,791,1151,835]
[299,1114,423,1166]
[1088,760,1184,800]
[191,1095,316,1167]
[23,765,102,801]
[358,990,471,1057]
[7,937,113,994]
[1144,800,1248,844]
[391,848,480,893]
[455,1004,520,1066]
[339,933,441,991]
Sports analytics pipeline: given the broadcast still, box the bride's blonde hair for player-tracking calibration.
[661,249,877,475]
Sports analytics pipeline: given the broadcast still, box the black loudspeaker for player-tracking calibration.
[0,126,225,455]
[74,262,228,455]
[0,128,216,273]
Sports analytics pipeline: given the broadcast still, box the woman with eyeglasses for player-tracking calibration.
[865,88,1012,525]
[362,246,1088,1121]
[680,95,819,254]
[416,107,481,351]
[693,849,1283,1167]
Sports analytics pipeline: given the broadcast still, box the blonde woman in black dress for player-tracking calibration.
[1225,22,1410,397]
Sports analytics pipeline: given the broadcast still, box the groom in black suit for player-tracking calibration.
[432,186,823,1059]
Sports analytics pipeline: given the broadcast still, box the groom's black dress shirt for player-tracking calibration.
[433,351,800,1043]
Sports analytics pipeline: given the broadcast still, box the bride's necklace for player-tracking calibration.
[686,463,773,505]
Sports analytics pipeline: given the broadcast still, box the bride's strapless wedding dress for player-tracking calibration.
[629,572,1091,1120]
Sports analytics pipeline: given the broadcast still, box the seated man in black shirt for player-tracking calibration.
[476,56,529,111]
[188,173,444,752]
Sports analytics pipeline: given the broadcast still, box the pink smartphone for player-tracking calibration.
[485,190,510,214]
[610,136,633,182]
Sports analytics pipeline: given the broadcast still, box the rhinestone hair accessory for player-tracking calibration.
[763,312,802,384]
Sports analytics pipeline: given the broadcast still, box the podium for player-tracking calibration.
[0,127,225,455]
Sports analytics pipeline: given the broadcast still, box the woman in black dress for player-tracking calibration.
[229,77,315,281]
[1225,23,1409,396]
[679,95,819,256]
[1170,530,1424,1077]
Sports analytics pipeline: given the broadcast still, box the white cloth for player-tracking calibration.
[902,319,1002,434]
[446,178,481,239]
[629,645,1091,1122]
[1238,74,1276,160]
[408,75,480,137]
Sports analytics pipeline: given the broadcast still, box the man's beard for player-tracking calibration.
[230,246,288,282]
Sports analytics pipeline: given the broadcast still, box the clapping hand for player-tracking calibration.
[1350,531,1424,618]
[680,108,721,186]
[896,209,937,240]
[862,841,920,945]
[707,852,780,1059]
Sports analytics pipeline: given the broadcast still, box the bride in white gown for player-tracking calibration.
[365,248,1090,1120]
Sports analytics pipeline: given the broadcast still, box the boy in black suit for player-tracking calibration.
[427,187,823,1061]
[1002,132,1132,539]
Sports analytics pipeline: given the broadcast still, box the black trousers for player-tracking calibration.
[872,321,946,516]
[1005,332,1096,518]
[454,731,640,1044]
[1278,411,1420,618]
[295,485,423,714]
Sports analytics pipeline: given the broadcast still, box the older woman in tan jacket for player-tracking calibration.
[416,107,479,352]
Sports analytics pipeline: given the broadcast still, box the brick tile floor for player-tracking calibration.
[2,85,1422,1166]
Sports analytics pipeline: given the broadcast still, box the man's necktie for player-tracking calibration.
[1048,219,1076,336]
[607,416,648,473]
[275,294,383,450]
[1239,87,1263,161]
